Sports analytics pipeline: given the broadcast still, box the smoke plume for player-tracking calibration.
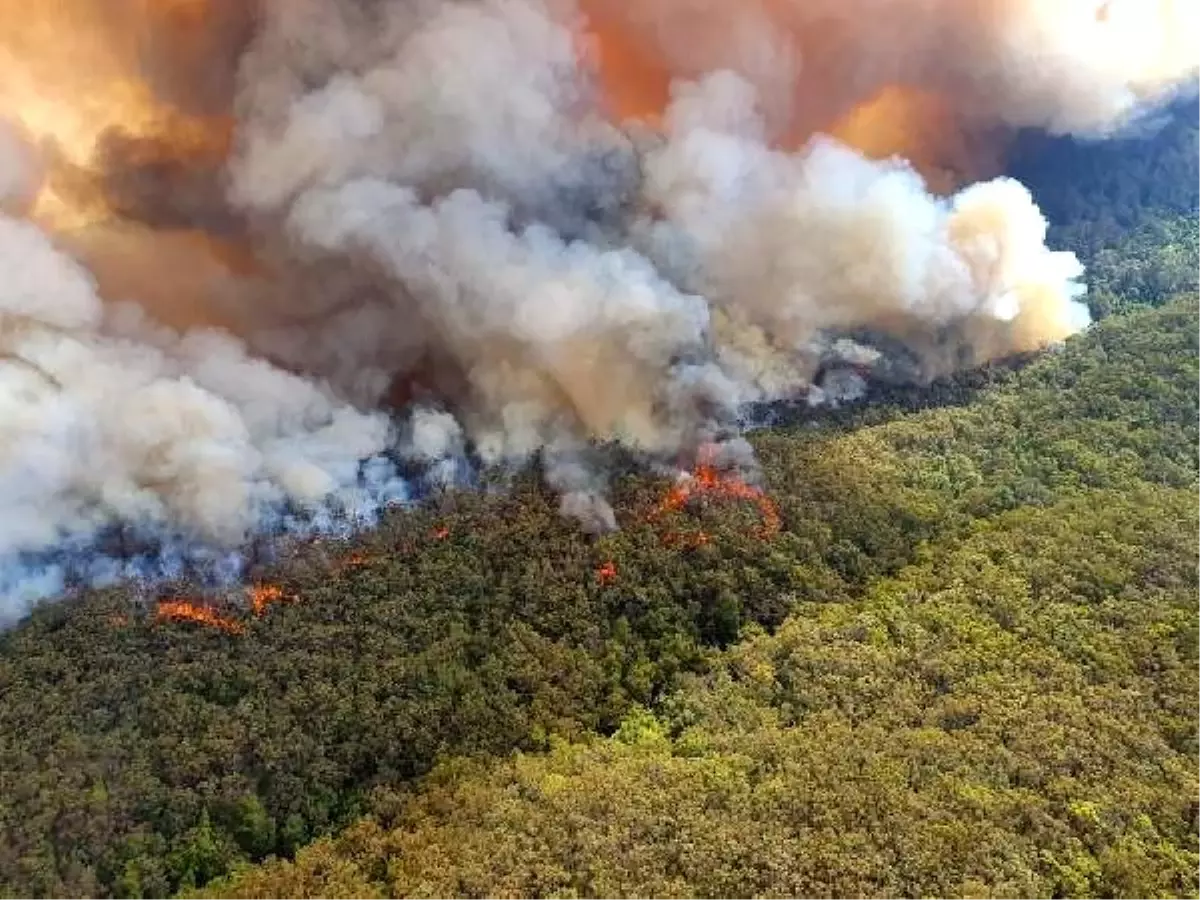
[0,0,1194,617]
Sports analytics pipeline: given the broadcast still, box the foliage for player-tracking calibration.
[0,202,1195,896]
[1085,213,1199,318]
[1008,97,1199,263]
[1008,98,1199,322]
[201,484,1199,899]
[0,429,865,895]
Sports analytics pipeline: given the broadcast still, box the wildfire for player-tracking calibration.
[595,560,618,585]
[341,551,370,569]
[155,598,245,635]
[651,445,782,541]
[143,449,778,633]
[153,580,296,635]
[249,582,295,617]
[145,519,473,635]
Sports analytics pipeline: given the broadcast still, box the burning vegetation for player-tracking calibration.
[153,580,296,635]
[155,598,245,635]
[594,560,618,585]
[651,446,782,547]
[148,444,786,632]
[0,0,1194,616]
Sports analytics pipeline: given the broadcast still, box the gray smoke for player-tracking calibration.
[224,0,1091,513]
[0,125,396,619]
[0,0,1194,617]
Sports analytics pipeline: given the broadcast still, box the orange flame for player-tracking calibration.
[595,560,618,585]
[155,598,245,635]
[152,581,295,635]
[432,526,450,540]
[340,551,370,570]
[249,582,295,617]
[652,445,781,541]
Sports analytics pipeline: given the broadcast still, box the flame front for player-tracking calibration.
[595,560,618,585]
[154,582,294,635]
[249,583,295,617]
[155,598,245,635]
[652,446,782,543]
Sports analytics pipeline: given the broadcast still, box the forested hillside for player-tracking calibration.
[194,297,1198,900]
[1,104,1197,899]
[1008,95,1199,319]
[2,293,1195,898]
[1008,95,1199,261]
[205,486,1198,898]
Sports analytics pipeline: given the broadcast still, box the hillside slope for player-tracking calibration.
[197,298,1198,900]
[199,300,1200,897]
[2,291,1194,898]
[208,483,1198,898]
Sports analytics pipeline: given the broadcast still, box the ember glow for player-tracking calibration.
[153,580,294,635]
[595,560,618,585]
[249,582,295,617]
[340,552,370,570]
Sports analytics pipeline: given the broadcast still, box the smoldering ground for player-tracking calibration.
[0,0,1194,616]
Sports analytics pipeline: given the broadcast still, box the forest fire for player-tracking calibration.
[153,581,295,635]
[249,582,295,616]
[595,560,618,585]
[143,458,779,629]
[652,447,782,542]
[145,528,454,636]
[0,0,1185,623]
[155,598,245,635]
[340,551,370,569]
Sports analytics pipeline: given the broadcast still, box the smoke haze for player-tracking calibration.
[0,0,1194,617]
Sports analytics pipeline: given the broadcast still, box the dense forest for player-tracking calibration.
[1008,93,1199,320]
[1008,94,1199,259]
[1,106,1197,899]
[180,295,1197,900]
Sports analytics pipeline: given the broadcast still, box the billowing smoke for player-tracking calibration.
[0,0,1194,617]
[0,123,396,612]
[579,0,1200,183]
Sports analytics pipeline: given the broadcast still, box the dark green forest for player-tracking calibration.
[1,107,1197,899]
[1009,94,1199,319]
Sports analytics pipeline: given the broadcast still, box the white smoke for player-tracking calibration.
[636,72,1091,383]
[0,129,395,620]
[229,1,1090,497]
